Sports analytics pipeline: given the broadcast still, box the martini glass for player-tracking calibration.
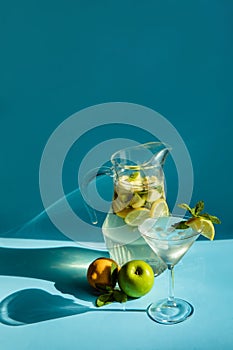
[139,215,200,325]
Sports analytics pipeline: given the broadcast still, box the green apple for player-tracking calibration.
[118,260,154,298]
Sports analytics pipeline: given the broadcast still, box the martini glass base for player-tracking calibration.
[147,298,194,325]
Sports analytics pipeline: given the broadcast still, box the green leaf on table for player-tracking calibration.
[95,289,128,307]
[113,290,128,303]
[96,292,114,307]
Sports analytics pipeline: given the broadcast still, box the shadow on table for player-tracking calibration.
[0,287,146,326]
[0,288,92,326]
[0,246,111,325]
[0,246,109,299]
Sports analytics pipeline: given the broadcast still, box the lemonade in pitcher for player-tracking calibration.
[102,170,169,274]
[82,142,171,275]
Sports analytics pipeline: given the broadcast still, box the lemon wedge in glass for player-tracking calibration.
[185,217,215,240]
[150,198,169,218]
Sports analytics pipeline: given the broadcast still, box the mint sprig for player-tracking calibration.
[173,200,221,229]
[96,289,127,307]
[96,292,114,307]
[178,200,205,217]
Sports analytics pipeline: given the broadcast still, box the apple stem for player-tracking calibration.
[135,267,142,275]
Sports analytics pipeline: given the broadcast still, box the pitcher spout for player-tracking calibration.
[111,142,171,169]
[142,142,172,167]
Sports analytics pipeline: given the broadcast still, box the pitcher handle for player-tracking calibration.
[80,166,114,224]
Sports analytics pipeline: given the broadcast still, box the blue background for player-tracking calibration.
[1,0,232,238]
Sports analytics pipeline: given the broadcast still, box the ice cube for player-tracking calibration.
[177,230,188,238]
[170,234,181,241]
[167,227,176,233]
[167,231,180,241]
[159,232,168,238]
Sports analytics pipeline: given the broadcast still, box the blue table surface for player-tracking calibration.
[0,237,232,350]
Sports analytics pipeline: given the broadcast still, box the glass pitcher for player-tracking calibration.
[82,142,171,275]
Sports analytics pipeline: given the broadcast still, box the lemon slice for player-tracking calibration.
[116,208,133,219]
[186,217,215,240]
[125,208,150,227]
[150,198,169,218]
[130,193,146,208]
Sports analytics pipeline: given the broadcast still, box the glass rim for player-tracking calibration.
[139,215,200,241]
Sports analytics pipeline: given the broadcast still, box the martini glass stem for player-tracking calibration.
[167,264,175,305]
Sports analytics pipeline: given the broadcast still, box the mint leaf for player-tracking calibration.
[178,201,204,217]
[95,288,128,307]
[194,201,204,215]
[178,203,193,214]
[200,213,221,224]
[128,172,140,181]
[96,293,114,307]
[172,220,189,229]
[96,299,105,307]
[190,208,197,216]
[113,290,128,303]
[177,201,221,230]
